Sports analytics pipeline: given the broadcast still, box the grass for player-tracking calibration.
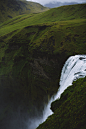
[0,4,86,83]
[0,4,86,89]
[37,77,86,129]
[0,3,86,36]
[0,0,48,23]
[0,3,86,127]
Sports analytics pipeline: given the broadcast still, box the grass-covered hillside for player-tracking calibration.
[0,3,86,35]
[37,77,86,129]
[0,3,86,128]
[0,3,86,105]
[0,3,86,94]
[0,0,48,23]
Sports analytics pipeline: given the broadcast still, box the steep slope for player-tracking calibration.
[16,0,49,14]
[0,0,48,23]
[0,3,86,36]
[0,3,86,129]
[0,3,86,106]
[37,77,86,129]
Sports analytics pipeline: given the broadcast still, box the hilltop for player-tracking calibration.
[44,1,78,8]
[0,3,86,36]
[0,3,86,129]
[0,0,48,23]
[0,3,86,102]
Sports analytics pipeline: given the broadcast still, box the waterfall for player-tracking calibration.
[30,55,86,129]
[55,55,86,100]
[40,55,86,123]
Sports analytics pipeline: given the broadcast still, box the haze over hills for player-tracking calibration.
[44,1,84,8]
[0,0,48,23]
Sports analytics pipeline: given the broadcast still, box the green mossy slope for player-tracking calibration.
[0,3,86,126]
[0,4,86,109]
[37,77,86,129]
[0,4,86,36]
[0,0,48,23]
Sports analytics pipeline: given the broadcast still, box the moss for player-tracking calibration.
[37,77,86,129]
[0,0,48,23]
[0,4,86,36]
[0,15,86,107]
[0,4,86,128]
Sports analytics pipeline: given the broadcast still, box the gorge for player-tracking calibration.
[35,55,86,129]
[0,2,86,129]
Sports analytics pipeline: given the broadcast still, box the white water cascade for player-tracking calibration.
[29,55,86,129]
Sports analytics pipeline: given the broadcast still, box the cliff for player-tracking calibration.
[37,77,86,129]
[0,3,86,129]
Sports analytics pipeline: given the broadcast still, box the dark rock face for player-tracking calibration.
[0,50,63,129]
[0,4,86,128]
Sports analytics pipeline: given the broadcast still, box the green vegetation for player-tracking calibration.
[0,3,86,128]
[0,0,48,23]
[37,77,86,129]
[0,3,86,35]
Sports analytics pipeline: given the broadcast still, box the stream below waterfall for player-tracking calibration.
[35,55,86,129]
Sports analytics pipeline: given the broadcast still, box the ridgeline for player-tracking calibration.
[0,3,86,129]
[0,0,48,23]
